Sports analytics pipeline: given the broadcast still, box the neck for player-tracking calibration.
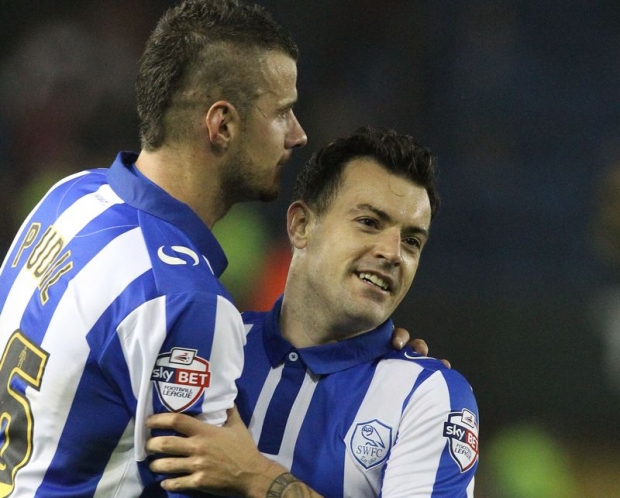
[279,298,329,349]
[135,145,229,228]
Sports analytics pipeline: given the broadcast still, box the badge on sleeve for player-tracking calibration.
[151,347,211,412]
[443,408,479,472]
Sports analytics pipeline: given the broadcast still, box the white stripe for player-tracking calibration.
[249,365,283,442]
[11,227,151,496]
[343,360,425,498]
[94,421,142,498]
[381,371,452,497]
[196,296,245,426]
[466,475,475,497]
[273,372,318,469]
[117,296,167,462]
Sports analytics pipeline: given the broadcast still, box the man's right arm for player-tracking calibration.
[146,407,324,498]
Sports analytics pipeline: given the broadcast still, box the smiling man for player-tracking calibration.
[147,127,479,498]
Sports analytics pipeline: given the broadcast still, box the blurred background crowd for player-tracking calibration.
[1,0,619,495]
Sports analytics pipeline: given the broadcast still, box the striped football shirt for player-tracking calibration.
[0,152,245,497]
[238,297,479,498]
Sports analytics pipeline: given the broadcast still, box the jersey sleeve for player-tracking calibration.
[149,292,245,425]
[381,368,479,497]
[98,290,245,496]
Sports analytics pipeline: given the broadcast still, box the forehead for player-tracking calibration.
[334,158,432,226]
[254,51,298,103]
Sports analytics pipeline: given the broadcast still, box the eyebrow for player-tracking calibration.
[279,97,297,110]
[352,203,430,239]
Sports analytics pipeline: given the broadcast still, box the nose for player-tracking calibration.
[374,229,402,266]
[286,111,308,149]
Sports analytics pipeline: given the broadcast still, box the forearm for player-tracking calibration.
[244,460,323,498]
[265,472,323,498]
[147,410,324,497]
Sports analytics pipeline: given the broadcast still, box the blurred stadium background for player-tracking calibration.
[1,1,619,495]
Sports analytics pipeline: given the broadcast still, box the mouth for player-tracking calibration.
[357,272,391,292]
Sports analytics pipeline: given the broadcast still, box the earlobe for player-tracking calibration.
[205,101,239,148]
[287,201,314,249]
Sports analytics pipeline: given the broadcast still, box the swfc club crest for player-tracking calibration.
[350,419,393,470]
[151,347,211,412]
[443,408,479,472]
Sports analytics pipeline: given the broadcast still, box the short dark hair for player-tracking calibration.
[136,0,299,151]
[293,126,440,219]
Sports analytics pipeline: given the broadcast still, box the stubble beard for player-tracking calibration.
[220,148,280,205]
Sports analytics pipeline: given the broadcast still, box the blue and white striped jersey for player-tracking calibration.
[0,152,246,497]
[239,298,479,498]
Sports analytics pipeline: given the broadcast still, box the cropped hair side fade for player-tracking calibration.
[136,0,299,151]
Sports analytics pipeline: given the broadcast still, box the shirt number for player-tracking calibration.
[0,330,49,496]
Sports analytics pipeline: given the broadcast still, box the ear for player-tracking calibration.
[286,201,316,249]
[205,100,240,148]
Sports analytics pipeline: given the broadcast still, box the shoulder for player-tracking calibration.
[33,169,111,214]
[138,222,229,298]
[383,347,450,374]
[383,347,476,401]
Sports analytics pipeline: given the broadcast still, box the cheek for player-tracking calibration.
[308,234,346,270]
[400,262,419,291]
[271,119,290,141]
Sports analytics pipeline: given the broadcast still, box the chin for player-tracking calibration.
[350,308,389,332]
[257,183,280,202]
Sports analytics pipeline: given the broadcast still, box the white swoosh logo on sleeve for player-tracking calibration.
[157,246,200,266]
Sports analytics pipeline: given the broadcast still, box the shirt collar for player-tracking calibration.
[263,296,395,375]
[107,151,228,277]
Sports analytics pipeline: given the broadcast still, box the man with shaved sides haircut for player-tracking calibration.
[0,1,306,495]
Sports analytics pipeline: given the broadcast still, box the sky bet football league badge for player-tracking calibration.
[151,347,211,412]
[443,408,479,472]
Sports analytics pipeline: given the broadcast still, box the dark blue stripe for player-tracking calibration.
[35,353,133,497]
[257,356,306,455]
[235,320,272,427]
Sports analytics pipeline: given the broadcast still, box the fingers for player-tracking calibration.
[153,468,213,493]
[146,413,211,457]
[159,475,192,492]
[149,454,193,475]
[147,412,206,436]
[440,358,452,369]
[391,331,451,368]
[410,341,452,368]
[410,338,429,356]
[390,328,431,357]
[145,434,193,456]
[391,327,409,349]
[158,473,222,494]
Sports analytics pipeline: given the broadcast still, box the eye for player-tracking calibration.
[279,107,292,120]
[357,217,378,228]
[403,236,422,250]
